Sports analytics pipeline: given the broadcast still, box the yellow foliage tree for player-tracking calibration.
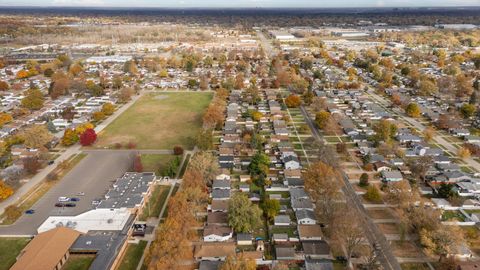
[0,181,14,200]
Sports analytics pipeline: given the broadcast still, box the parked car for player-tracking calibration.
[55,203,65,207]
[69,198,80,202]
[65,203,76,207]
[47,160,54,165]
[25,209,35,214]
[58,197,69,202]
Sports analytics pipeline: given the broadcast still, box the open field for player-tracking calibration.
[97,92,213,149]
[118,240,148,270]
[0,237,30,270]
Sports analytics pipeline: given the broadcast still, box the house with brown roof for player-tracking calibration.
[298,225,324,241]
[194,242,236,261]
[11,227,81,270]
[203,225,233,242]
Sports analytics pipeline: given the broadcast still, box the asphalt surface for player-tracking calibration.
[300,105,402,270]
[0,151,133,236]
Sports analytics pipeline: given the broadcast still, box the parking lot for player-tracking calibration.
[0,151,134,235]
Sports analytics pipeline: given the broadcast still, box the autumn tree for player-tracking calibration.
[373,119,397,143]
[460,103,476,118]
[0,113,13,127]
[0,180,14,200]
[284,94,301,108]
[123,60,138,74]
[22,125,53,150]
[303,161,341,225]
[173,146,184,156]
[228,192,263,233]
[21,88,44,110]
[22,157,41,174]
[333,206,364,268]
[420,225,464,262]
[133,154,143,172]
[423,126,436,142]
[0,81,10,91]
[220,254,256,270]
[79,129,97,146]
[315,110,331,129]
[359,173,369,187]
[262,199,280,221]
[418,77,438,96]
[61,128,79,146]
[195,129,214,151]
[406,102,421,118]
[188,152,219,186]
[101,103,115,116]
[458,147,471,160]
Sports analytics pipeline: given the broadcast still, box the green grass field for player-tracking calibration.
[97,92,213,149]
[141,154,177,176]
[0,237,30,270]
[118,240,148,270]
[62,255,95,270]
[139,185,171,221]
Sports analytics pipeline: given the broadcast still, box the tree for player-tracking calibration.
[123,60,138,74]
[195,129,214,150]
[460,103,476,118]
[79,129,97,146]
[16,69,29,79]
[188,152,219,186]
[22,157,41,174]
[248,152,270,176]
[438,183,457,200]
[423,127,436,142]
[418,78,438,96]
[304,161,341,225]
[373,119,397,143]
[22,125,53,149]
[359,173,369,187]
[315,110,331,129]
[406,102,421,118]
[0,80,10,91]
[101,103,115,115]
[364,185,382,203]
[170,146,183,156]
[4,205,21,221]
[458,147,471,160]
[21,88,44,110]
[408,156,433,182]
[0,113,13,127]
[61,128,79,146]
[133,154,143,172]
[284,95,301,108]
[228,192,262,233]
[420,225,463,262]
[251,111,263,121]
[118,87,134,102]
[334,206,364,268]
[92,111,105,122]
[262,199,280,221]
[220,254,256,270]
[0,180,14,200]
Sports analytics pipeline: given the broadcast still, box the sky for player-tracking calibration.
[0,0,479,8]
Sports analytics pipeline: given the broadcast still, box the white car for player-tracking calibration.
[58,197,70,202]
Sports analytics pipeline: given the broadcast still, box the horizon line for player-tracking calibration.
[0,5,479,9]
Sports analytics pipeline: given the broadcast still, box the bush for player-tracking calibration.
[114,142,123,149]
[46,172,58,182]
[127,142,137,149]
[173,146,184,155]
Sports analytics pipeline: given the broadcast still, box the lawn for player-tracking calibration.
[0,237,30,270]
[141,154,177,176]
[139,185,171,221]
[401,263,430,270]
[97,92,213,149]
[62,255,95,270]
[118,240,148,270]
[441,210,465,221]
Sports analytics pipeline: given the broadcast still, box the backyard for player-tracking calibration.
[0,237,30,270]
[117,240,148,270]
[97,92,213,149]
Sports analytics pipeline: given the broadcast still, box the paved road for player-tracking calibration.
[0,93,144,216]
[367,90,480,173]
[256,30,274,58]
[300,105,402,270]
[0,151,133,236]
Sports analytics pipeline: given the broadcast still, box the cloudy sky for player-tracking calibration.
[0,0,478,7]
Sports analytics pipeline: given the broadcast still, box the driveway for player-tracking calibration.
[0,151,133,236]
